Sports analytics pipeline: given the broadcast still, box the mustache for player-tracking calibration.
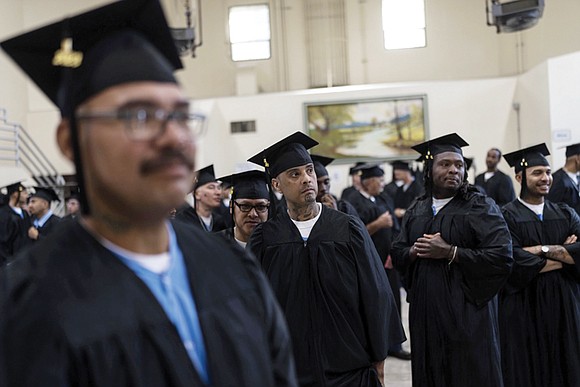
[140,150,195,175]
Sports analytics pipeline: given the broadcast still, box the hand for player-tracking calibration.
[28,226,39,240]
[373,360,385,386]
[319,194,338,210]
[413,232,451,259]
[564,234,577,244]
[376,211,393,228]
[394,208,406,218]
[522,245,542,255]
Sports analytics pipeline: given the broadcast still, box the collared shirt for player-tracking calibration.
[33,210,53,227]
[101,223,210,385]
[359,190,375,202]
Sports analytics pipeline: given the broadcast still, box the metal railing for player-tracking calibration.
[0,108,67,214]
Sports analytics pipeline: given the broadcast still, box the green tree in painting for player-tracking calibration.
[308,104,354,135]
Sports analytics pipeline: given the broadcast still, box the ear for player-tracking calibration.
[271,178,281,193]
[56,119,74,161]
[515,172,522,184]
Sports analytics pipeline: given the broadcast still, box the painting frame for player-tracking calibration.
[304,94,429,162]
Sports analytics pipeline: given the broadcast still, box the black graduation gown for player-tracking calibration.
[348,191,398,264]
[248,205,404,387]
[391,190,513,387]
[33,213,62,240]
[213,201,233,229]
[547,168,580,216]
[393,180,424,219]
[175,205,227,232]
[474,170,516,207]
[1,220,297,387]
[0,205,32,265]
[339,186,358,203]
[499,200,580,387]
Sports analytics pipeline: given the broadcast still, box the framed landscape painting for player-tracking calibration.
[305,95,428,161]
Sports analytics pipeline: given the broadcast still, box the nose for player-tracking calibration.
[155,119,194,149]
[248,207,259,217]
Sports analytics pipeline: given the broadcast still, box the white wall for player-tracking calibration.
[547,51,580,169]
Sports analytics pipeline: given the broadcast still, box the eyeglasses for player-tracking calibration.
[76,106,206,141]
[233,201,269,213]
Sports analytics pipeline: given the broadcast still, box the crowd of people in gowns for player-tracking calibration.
[1,0,579,386]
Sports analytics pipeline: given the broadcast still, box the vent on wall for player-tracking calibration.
[486,0,545,33]
[305,0,348,88]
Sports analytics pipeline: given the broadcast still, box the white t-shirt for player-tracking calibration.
[290,203,323,241]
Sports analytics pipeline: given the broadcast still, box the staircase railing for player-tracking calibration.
[0,108,67,214]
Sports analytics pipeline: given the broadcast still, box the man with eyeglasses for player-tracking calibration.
[247,132,404,387]
[217,170,270,248]
[0,1,296,386]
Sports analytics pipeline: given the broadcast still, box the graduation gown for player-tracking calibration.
[33,213,61,240]
[547,168,580,216]
[499,200,580,387]
[1,220,297,387]
[248,205,404,387]
[391,190,513,387]
[0,205,32,265]
[474,170,516,207]
[175,205,227,232]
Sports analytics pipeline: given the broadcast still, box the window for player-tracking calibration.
[382,0,426,50]
[228,4,271,61]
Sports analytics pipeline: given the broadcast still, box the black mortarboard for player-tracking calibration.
[412,133,469,162]
[194,165,217,190]
[218,170,269,200]
[31,186,60,203]
[464,157,474,170]
[564,142,580,158]
[1,0,182,118]
[247,132,319,178]
[3,181,26,196]
[357,163,385,181]
[349,161,366,176]
[310,154,334,178]
[391,160,410,171]
[503,143,550,174]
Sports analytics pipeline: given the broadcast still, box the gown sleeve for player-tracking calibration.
[348,216,405,358]
[456,196,513,306]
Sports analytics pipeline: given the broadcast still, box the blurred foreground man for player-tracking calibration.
[0,1,296,386]
[248,132,404,387]
[499,144,580,387]
[392,133,513,387]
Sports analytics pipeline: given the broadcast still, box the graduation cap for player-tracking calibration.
[0,0,182,118]
[464,157,474,170]
[310,154,334,178]
[356,163,385,181]
[391,160,410,171]
[349,161,366,176]
[247,132,319,178]
[1,0,182,216]
[217,170,269,200]
[563,142,580,158]
[412,133,469,162]
[503,143,550,174]
[31,186,60,203]
[3,181,27,196]
[194,165,217,191]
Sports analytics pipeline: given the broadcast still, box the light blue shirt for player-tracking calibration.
[33,209,53,227]
[111,224,210,385]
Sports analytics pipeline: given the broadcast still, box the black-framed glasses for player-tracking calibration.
[76,107,206,141]
[233,201,269,213]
